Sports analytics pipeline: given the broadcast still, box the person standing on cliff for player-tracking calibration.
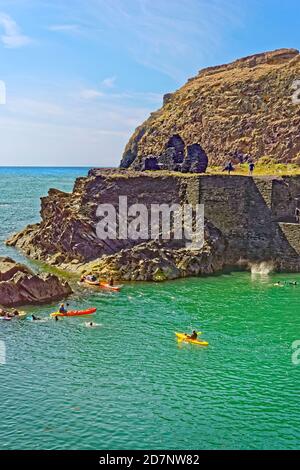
[223,161,234,175]
[249,161,255,176]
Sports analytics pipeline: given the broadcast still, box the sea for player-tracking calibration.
[0,167,299,450]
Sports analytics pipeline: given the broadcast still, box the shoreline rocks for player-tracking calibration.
[0,257,72,307]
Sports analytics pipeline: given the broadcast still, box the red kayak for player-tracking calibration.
[50,308,97,318]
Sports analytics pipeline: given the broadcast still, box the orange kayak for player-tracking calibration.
[50,308,97,318]
[80,279,122,291]
[99,283,122,292]
[83,279,99,286]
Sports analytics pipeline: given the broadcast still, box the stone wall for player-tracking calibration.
[198,175,300,269]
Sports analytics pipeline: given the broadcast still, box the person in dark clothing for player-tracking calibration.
[32,314,41,321]
[109,277,114,286]
[186,330,198,340]
[295,207,300,224]
[249,162,255,175]
[223,161,234,175]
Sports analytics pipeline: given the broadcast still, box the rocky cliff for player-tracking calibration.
[6,171,300,281]
[0,257,72,307]
[121,49,300,168]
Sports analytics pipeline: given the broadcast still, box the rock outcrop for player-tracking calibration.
[127,134,209,173]
[181,144,208,173]
[0,257,72,307]
[80,223,226,282]
[6,171,300,281]
[121,48,300,168]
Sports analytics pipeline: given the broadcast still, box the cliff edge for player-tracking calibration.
[121,49,300,168]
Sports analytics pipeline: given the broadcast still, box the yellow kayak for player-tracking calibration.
[175,332,209,346]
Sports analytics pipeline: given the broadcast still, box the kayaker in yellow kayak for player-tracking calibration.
[186,330,198,340]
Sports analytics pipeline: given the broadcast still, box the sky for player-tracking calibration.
[0,0,299,167]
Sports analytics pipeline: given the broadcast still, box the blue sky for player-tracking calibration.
[0,0,299,166]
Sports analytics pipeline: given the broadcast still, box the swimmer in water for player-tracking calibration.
[85,321,100,328]
[32,314,41,321]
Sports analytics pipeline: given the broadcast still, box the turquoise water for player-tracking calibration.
[0,168,300,450]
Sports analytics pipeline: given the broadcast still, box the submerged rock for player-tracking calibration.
[0,257,72,307]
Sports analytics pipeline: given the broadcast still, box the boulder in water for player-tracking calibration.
[0,256,72,307]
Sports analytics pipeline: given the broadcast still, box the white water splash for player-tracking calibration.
[250,262,274,275]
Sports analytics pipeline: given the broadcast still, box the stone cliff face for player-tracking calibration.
[0,257,72,307]
[6,171,300,281]
[7,171,228,280]
[121,49,300,168]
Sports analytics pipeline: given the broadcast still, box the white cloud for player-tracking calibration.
[48,24,81,33]
[101,76,116,88]
[7,98,65,118]
[0,88,153,165]
[86,0,244,80]
[78,85,162,105]
[0,12,32,48]
[79,88,104,100]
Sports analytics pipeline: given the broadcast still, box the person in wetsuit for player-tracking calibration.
[32,314,41,321]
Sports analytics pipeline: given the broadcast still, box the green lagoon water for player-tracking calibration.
[0,167,300,450]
